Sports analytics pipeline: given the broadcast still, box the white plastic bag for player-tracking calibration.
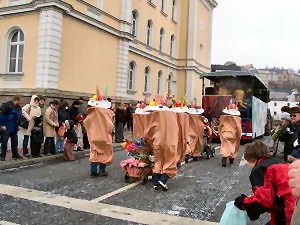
[219,201,247,225]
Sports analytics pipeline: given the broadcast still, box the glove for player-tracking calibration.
[66,139,71,143]
[234,194,247,210]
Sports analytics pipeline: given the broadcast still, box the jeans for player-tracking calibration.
[1,131,19,159]
[90,162,106,173]
[265,222,271,225]
[152,173,161,186]
[160,174,169,184]
[56,135,64,153]
[22,135,29,155]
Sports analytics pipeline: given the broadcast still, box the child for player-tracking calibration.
[74,114,83,151]
[234,141,296,225]
[64,120,77,161]
[30,116,43,158]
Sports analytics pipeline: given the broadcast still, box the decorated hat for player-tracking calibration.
[188,108,204,115]
[222,107,241,116]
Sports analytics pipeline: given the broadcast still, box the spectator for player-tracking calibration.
[78,97,86,116]
[38,96,46,122]
[30,116,43,158]
[68,100,80,123]
[234,141,296,225]
[43,100,59,155]
[289,160,300,225]
[278,112,295,161]
[56,101,70,153]
[21,95,41,157]
[115,103,127,143]
[0,96,23,161]
[63,120,77,161]
[126,103,133,131]
[74,114,83,151]
[288,107,300,161]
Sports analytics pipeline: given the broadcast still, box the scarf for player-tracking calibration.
[50,104,58,124]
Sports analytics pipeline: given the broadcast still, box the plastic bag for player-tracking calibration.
[219,201,247,225]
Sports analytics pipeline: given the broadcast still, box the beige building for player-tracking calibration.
[0,0,217,103]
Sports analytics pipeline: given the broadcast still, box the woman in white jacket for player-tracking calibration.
[21,95,41,157]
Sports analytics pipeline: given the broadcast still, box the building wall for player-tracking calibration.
[268,101,298,121]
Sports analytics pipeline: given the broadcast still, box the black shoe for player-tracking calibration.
[99,171,108,177]
[158,181,168,191]
[12,155,23,160]
[184,154,190,163]
[153,185,159,190]
[222,157,227,167]
[90,172,99,178]
[229,158,234,164]
[193,157,199,161]
[0,157,5,161]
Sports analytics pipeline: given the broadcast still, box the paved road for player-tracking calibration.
[0,137,273,225]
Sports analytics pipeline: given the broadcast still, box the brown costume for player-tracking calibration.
[219,115,242,159]
[84,107,114,165]
[186,115,204,157]
[145,111,179,178]
[132,113,150,138]
[176,113,189,164]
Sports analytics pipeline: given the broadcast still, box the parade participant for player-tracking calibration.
[144,105,179,191]
[74,114,84,151]
[30,116,43,158]
[84,94,113,177]
[219,106,242,167]
[133,108,149,138]
[63,120,77,161]
[235,141,296,225]
[185,107,204,163]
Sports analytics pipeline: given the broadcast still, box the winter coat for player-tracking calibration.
[0,101,21,133]
[43,106,58,137]
[115,107,127,125]
[21,95,41,136]
[64,121,78,144]
[39,104,46,122]
[31,126,44,145]
[68,106,79,123]
[58,106,70,126]
[279,122,297,159]
[242,157,296,225]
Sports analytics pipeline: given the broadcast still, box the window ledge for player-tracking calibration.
[0,72,24,77]
[127,90,137,94]
[146,46,153,51]
[171,18,177,24]
[143,92,151,97]
[160,11,168,17]
[147,1,156,8]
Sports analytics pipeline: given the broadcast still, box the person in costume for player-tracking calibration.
[64,120,77,161]
[74,114,84,151]
[144,105,179,191]
[219,105,242,167]
[84,96,114,177]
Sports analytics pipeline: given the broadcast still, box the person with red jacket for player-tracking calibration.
[234,140,296,225]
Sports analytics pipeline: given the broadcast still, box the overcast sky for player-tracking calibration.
[211,0,300,70]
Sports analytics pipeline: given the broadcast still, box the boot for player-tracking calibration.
[184,154,190,163]
[229,158,234,164]
[222,157,227,167]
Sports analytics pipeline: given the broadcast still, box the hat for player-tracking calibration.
[73,100,80,106]
[288,107,300,114]
[76,114,83,121]
[222,108,241,116]
[280,112,291,121]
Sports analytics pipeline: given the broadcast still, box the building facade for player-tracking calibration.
[0,0,217,102]
[268,101,298,121]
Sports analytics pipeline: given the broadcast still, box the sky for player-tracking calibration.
[211,0,300,71]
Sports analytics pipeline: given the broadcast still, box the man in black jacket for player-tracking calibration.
[68,100,80,123]
[0,96,23,161]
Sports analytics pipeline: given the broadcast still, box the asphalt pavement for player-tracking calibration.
[0,137,273,225]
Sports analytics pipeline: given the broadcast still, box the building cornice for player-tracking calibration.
[0,0,133,41]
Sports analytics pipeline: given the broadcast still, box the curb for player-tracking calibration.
[0,143,123,171]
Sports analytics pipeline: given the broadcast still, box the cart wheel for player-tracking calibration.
[142,175,148,184]
[125,173,130,183]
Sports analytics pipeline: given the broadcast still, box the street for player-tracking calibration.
[0,138,272,225]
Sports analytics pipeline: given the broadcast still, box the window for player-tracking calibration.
[159,27,165,52]
[167,73,177,95]
[170,35,175,57]
[274,111,277,115]
[8,29,24,73]
[161,0,166,12]
[199,44,204,65]
[144,66,151,93]
[131,10,139,37]
[274,102,277,106]
[128,61,136,90]
[167,74,172,91]
[157,71,163,94]
[287,103,290,107]
[171,0,176,20]
[146,20,153,46]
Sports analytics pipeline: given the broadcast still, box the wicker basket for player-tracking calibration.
[125,167,152,178]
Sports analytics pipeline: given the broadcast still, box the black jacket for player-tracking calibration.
[68,106,78,123]
[31,118,44,144]
[58,107,70,126]
[64,121,78,144]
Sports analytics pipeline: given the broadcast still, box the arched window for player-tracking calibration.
[144,66,151,93]
[170,35,175,57]
[167,73,177,95]
[146,19,153,46]
[131,10,139,37]
[157,70,163,94]
[161,0,166,12]
[159,27,165,52]
[199,44,204,65]
[8,29,24,73]
[128,61,136,90]
[167,73,172,91]
[172,0,176,20]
